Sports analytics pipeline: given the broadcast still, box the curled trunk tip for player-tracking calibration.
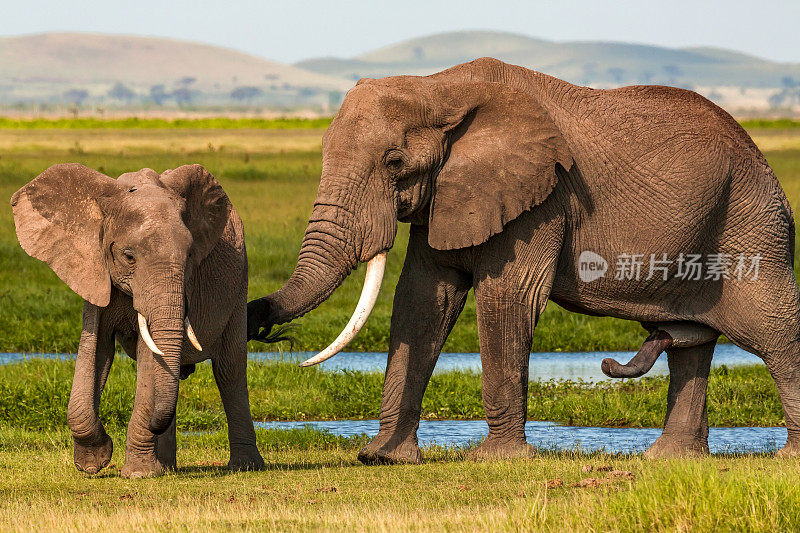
[144,299,184,436]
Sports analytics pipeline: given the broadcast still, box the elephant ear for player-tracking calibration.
[159,164,232,262]
[427,81,573,250]
[10,163,120,306]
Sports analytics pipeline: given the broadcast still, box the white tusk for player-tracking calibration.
[300,252,387,367]
[185,317,203,351]
[138,313,164,356]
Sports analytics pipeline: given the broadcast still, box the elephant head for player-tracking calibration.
[248,58,572,364]
[11,163,230,433]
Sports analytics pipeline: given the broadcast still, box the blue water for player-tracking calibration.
[3,343,761,382]
[250,343,760,382]
[4,348,781,454]
[256,419,787,454]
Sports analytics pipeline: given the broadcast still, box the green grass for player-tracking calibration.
[1,426,798,531]
[0,359,783,429]
[0,355,792,531]
[1,127,799,354]
[0,127,647,354]
[739,118,800,129]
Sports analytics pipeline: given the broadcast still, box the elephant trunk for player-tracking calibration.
[248,179,396,349]
[138,272,185,435]
[267,207,360,324]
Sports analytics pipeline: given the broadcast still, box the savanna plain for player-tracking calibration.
[2,119,800,531]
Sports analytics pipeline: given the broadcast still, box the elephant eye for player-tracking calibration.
[384,150,405,174]
[122,249,136,264]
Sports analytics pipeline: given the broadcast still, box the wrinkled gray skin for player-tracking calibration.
[12,164,264,477]
[249,58,800,462]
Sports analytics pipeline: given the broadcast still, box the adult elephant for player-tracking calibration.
[248,58,800,463]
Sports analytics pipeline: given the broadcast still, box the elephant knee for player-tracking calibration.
[67,403,102,442]
[148,407,176,435]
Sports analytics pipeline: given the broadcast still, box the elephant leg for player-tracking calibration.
[212,304,264,471]
[755,280,800,456]
[68,301,116,475]
[742,313,800,456]
[644,340,714,458]
[713,268,800,457]
[358,229,471,465]
[470,289,536,459]
[121,340,176,478]
[765,341,800,457]
[467,213,561,460]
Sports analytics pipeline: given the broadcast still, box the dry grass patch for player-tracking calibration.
[0,128,325,155]
[1,430,799,532]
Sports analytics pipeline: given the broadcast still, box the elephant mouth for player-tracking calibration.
[299,251,387,367]
[137,312,203,354]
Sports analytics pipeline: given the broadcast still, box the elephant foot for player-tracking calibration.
[73,433,113,475]
[228,445,265,471]
[357,432,422,465]
[644,433,709,459]
[121,454,172,479]
[469,436,536,461]
[776,433,800,457]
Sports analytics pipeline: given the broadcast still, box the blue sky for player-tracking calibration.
[4,0,799,64]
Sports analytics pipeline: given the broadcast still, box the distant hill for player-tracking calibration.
[2,31,799,113]
[298,30,800,87]
[297,30,800,112]
[0,33,353,109]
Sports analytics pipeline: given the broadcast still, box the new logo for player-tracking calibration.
[578,251,608,282]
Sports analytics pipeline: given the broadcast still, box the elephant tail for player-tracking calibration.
[602,330,673,378]
[602,324,719,379]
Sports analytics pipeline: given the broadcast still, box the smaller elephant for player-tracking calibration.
[12,163,264,477]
